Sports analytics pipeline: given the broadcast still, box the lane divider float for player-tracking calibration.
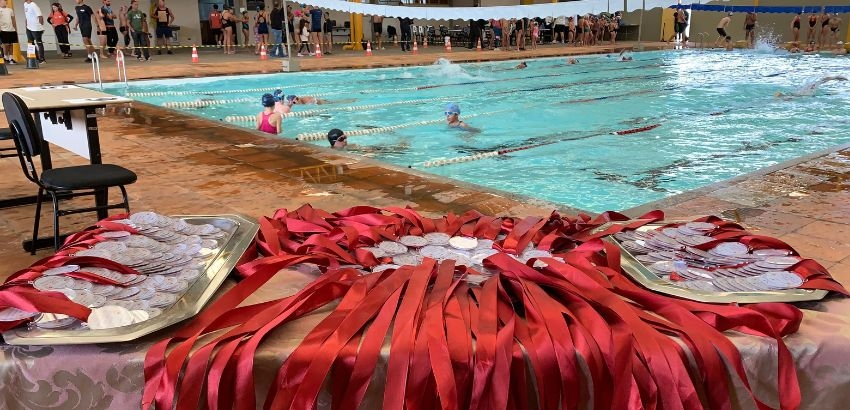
[421,124,662,168]
[295,108,508,141]
[223,97,453,123]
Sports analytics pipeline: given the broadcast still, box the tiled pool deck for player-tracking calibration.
[1,42,848,285]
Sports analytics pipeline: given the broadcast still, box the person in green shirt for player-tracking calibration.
[125,0,149,60]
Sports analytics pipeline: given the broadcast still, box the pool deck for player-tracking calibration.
[0,41,848,286]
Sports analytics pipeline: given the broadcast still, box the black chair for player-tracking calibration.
[2,92,137,253]
[0,128,16,159]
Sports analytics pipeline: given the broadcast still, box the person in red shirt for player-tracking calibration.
[47,2,73,57]
[208,4,223,47]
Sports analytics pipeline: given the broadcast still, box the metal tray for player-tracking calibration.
[602,222,829,304]
[2,214,259,345]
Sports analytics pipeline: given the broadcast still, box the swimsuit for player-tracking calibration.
[793,18,801,29]
[257,16,268,34]
[258,112,278,134]
[809,17,817,27]
[745,24,755,31]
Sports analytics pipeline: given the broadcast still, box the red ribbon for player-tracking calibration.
[130,205,844,410]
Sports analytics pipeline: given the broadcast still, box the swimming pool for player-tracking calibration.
[102,50,850,213]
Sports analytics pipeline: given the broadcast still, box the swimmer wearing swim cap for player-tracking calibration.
[327,128,348,149]
[444,102,479,132]
[257,93,282,135]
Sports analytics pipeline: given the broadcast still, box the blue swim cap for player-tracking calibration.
[445,102,460,115]
[286,95,297,102]
[261,93,275,107]
[273,89,284,101]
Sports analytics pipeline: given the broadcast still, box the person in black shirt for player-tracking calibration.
[322,13,334,54]
[269,1,284,57]
[399,17,412,51]
[74,0,96,61]
[100,0,117,55]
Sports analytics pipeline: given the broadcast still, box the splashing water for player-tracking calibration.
[426,58,482,82]
[795,75,848,96]
[753,26,781,53]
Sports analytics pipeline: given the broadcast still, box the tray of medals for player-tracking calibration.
[604,221,828,303]
[0,212,259,345]
[361,233,557,286]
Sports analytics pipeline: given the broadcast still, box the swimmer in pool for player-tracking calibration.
[567,57,579,64]
[326,128,410,153]
[774,75,847,98]
[515,61,528,69]
[287,94,328,105]
[272,89,291,114]
[618,49,633,61]
[444,102,479,132]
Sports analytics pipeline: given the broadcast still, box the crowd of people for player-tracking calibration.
[0,0,174,64]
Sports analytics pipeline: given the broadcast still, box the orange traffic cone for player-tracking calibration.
[314,43,322,58]
[365,41,373,56]
[445,37,452,53]
[476,38,482,51]
[191,45,199,63]
[260,44,268,60]
[412,40,419,54]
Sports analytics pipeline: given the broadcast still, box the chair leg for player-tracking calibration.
[31,188,43,255]
[119,185,131,214]
[50,192,61,251]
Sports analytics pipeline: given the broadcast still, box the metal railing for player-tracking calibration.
[116,49,128,87]
[91,53,102,90]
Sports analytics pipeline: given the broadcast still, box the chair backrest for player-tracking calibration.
[2,92,42,184]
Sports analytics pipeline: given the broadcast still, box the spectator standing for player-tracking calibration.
[255,6,268,54]
[153,0,173,55]
[240,9,249,49]
[744,12,756,48]
[221,5,235,54]
[47,2,73,58]
[322,12,334,54]
[93,4,106,57]
[371,15,383,49]
[554,15,566,43]
[118,4,130,47]
[100,0,117,55]
[23,0,45,63]
[269,1,283,56]
[0,0,18,64]
[399,16,412,52]
[209,4,223,47]
[307,5,321,54]
[286,5,294,46]
[790,13,800,45]
[74,0,96,62]
[126,0,149,60]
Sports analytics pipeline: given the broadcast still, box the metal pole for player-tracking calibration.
[282,0,292,59]
[637,0,645,48]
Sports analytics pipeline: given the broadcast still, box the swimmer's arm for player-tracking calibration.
[255,112,264,130]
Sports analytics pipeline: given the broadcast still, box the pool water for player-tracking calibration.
[102,50,850,213]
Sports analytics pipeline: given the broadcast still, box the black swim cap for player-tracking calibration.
[327,128,345,146]
[261,93,276,107]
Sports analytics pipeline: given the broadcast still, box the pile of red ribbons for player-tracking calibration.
[9,206,844,410]
[0,216,142,331]
[140,205,847,409]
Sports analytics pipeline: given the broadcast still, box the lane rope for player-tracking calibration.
[420,123,662,167]
[223,97,452,122]
[295,108,511,141]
